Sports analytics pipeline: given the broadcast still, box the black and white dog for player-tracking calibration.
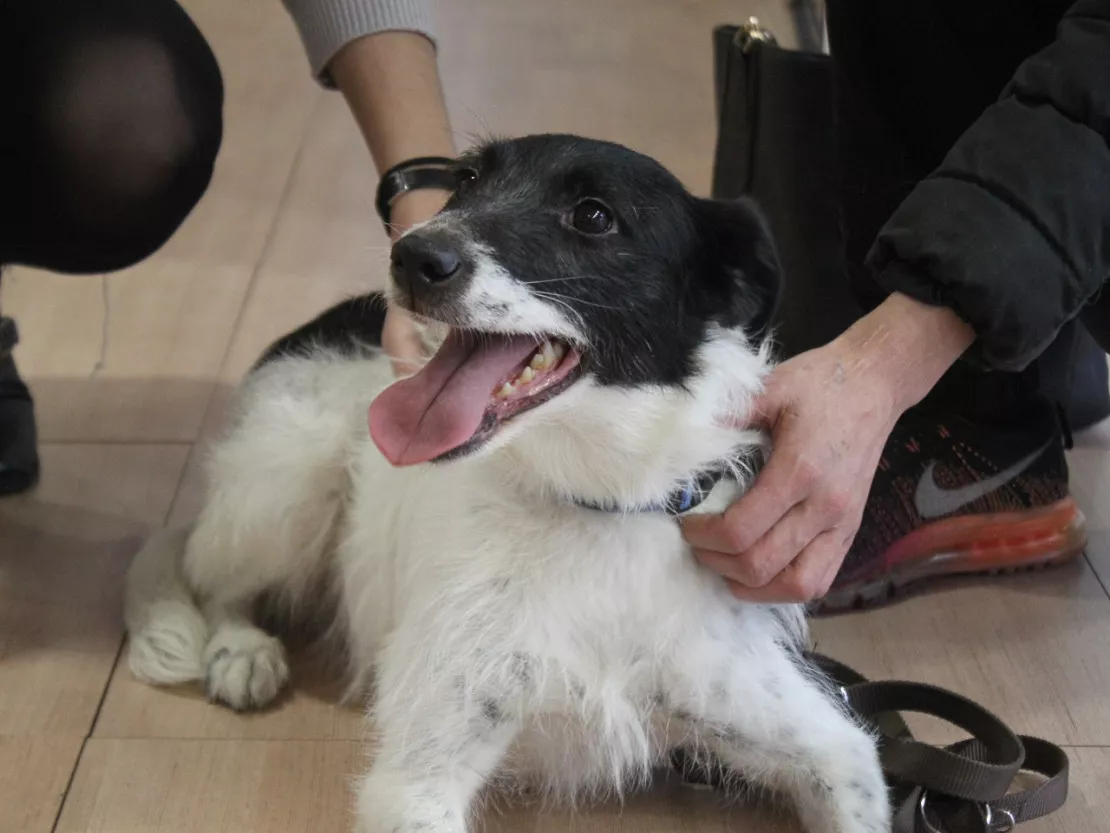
[124,135,888,833]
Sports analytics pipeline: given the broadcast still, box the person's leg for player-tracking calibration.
[0,0,223,495]
[0,0,223,272]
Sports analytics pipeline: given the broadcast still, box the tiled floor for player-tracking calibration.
[2,1,1108,832]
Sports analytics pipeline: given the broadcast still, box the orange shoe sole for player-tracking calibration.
[816,498,1087,614]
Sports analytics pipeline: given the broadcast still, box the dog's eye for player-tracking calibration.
[571,199,614,235]
[454,168,478,191]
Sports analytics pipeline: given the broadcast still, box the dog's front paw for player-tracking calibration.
[355,773,466,833]
[202,626,289,711]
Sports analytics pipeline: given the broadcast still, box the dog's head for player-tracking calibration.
[370,135,781,505]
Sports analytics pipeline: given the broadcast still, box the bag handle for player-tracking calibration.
[806,653,1069,832]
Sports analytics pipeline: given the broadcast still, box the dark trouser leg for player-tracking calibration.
[0,0,223,494]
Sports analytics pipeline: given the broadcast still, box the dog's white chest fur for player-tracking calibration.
[340,440,787,791]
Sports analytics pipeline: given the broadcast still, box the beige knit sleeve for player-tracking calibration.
[281,0,436,87]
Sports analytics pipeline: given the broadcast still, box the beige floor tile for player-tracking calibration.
[4,260,252,442]
[0,445,189,737]
[155,0,319,269]
[48,740,1110,833]
[1020,747,1110,833]
[163,394,233,530]
[96,645,365,741]
[1083,531,1110,596]
[0,736,85,833]
[56,739,797,833]
[811,558,1110,747]
[216,96,393,385]
[56,740,360,833]
[1068,447,1110,532]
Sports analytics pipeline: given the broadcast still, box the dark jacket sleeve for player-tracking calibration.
[867,0,1110,371]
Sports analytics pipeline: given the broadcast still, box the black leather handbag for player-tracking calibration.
[710,18,857,359]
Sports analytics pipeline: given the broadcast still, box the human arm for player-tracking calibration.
[282,0,455,375]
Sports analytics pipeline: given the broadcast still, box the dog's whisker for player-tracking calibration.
[531,290,624,313]
[525,275,604,286]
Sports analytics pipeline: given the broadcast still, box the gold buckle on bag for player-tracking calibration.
[734,17,778,52]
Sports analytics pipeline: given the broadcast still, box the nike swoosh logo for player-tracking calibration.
[913,440,1052,520]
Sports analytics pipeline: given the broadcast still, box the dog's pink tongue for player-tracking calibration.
[369,330,538,466]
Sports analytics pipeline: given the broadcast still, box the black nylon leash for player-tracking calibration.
[808,653,1069,833]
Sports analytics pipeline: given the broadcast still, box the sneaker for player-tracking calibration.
[815,395,1087,614]
[0,318,40,496]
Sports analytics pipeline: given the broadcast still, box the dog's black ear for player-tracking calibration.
[693,197,783,340]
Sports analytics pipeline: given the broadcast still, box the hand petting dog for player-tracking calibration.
[683,292,975,603]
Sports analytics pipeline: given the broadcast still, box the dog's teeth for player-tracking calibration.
[530,351,547,370]
[552,341,566,361]
[497,382,515,398]
[541,341,557,367]
[519,366,536,384]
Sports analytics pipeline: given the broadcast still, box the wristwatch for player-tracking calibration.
[374,156,458,230]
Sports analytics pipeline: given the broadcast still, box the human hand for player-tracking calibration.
[681,293,975,603]
[381,189,451,377]
[682,345,899,602]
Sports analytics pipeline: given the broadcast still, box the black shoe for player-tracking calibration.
[0,319,40,496]
[816,396,1085,614]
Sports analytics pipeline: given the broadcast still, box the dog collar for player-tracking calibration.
[572,467,727,516]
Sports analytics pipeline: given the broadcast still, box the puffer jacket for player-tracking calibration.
[828,0,1110,371]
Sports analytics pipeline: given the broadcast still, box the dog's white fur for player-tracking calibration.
[125,273,888,832]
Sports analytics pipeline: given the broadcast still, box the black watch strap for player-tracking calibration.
[375,156,457,229]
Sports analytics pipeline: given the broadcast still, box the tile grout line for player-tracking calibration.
[1082,551,1110,601]
[161,91,323,527]
[49,638,127,833]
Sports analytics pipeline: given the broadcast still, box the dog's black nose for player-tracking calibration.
[391,233,463,290]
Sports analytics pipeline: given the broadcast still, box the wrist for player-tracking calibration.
[833,292,975,414]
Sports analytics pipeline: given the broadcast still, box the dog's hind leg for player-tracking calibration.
[181,429,347,711]
[176,364,358,710]
[125,525,209,686]
[668,644,889,833]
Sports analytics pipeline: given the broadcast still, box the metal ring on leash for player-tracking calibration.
[919,792,1018,833]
